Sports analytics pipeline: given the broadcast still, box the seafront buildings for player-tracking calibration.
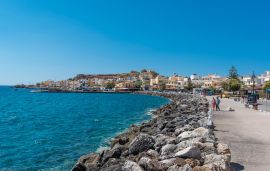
[34,69,270,93]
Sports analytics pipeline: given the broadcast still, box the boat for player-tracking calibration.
[30,89,49,93]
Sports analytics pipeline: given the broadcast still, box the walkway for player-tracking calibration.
[210,97,270,171]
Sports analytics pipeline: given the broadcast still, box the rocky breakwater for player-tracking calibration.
[73,92,231,171]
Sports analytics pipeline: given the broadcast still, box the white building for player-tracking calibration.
[258,71,270,84]
[166,75,185,89]
[242,76,259,86]
[201,74,221,81]
[190,74,199,80]
[150,75,168,86]
[242,71,270,86]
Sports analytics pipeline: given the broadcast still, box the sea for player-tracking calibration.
[0,86,169,170]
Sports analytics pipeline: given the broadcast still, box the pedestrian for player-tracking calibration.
[211,97,216,111]
[216,96,221,111]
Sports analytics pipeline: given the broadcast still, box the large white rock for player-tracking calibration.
[181,164,192,171]
[193,127,210,139]
[160,158,177,169]
[122,160,144,171]
[176,137,203,151]
[167,164,192,171]
[217,143,230,155]
[138,157,163,171]
[204,154,231,171]
[146,149,159,158]
[177,127,211,143]
[175,146,201,159]
[217,143,231,161]
[155,134,176,146]
[161,144,177,156]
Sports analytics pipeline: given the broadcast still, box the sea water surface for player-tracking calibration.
[0,86,169,170]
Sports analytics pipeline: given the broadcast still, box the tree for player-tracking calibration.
[135,81,143,88]
[263,81,270,99]
[263,81,270,91]
[228,66,238,79]
[222,78,242,93]
[185,78,194,91]
[223,66,242,93]
[228,78,241,92]
[221,81,229,91]
[105,82,115,89]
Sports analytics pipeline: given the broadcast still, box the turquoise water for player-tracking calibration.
[0,86,169,170]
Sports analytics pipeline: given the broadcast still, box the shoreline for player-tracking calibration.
[73,92,232,171]
[95,98,171,154]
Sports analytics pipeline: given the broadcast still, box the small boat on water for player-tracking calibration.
[30,89,49,93]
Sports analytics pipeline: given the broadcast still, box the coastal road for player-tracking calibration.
[209,97,270,171]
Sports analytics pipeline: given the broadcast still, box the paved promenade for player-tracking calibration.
[209,97,270,171]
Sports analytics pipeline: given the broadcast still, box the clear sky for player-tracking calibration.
[0,0,269,85]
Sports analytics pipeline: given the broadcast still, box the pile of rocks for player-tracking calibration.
[73,92,231,171]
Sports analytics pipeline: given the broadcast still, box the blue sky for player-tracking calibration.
[0,0,269,85]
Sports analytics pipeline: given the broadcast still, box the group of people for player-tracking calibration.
[211,96,221,111]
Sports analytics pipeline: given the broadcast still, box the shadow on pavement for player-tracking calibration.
[213,129,229,133]
[231,162,245,171]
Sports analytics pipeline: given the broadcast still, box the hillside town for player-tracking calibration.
[18,68,269,97]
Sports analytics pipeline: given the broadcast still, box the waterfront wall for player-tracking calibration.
[73,92,231,171]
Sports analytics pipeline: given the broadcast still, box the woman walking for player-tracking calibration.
[216,97,221,111]
[211,97,216,111]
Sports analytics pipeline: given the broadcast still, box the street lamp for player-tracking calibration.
[251,71,256,95]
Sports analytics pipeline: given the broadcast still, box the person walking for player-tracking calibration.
[211,97,216,111]
[216,96,221,111]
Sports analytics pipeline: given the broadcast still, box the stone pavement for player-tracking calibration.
[209,97,270,171]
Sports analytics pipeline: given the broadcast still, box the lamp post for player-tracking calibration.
[251,72,256,95]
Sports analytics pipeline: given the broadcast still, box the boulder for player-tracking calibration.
[128,133,155,155]
[167,164,192,171]
[217,143,230,155]
[176,137,203,150]
[217,143,231,161]
[119,137,129,145]
[194,142,216,156]
[167,165,181,171]
[175,146,201,159]
[180,104,189,110]
[138,157,163,171]
[160,158,177,169]
[203,154,231,171]
[122,160,144,171]
[185,158,200,168]
[72,163,87,171]
[100,158,125,171]
[154,134,175,151]
[160,157,187,169]
[174,125,191,136]
[193,127,210,139]
[181,164,193,171]
[102,147,122,163]
[177,131,193,142]
[146,149,159,158]
[77,153,100,165]
[84,163,99,171]
[161,144,177,156]
[199,164,231,171]
[177,127,211,143]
